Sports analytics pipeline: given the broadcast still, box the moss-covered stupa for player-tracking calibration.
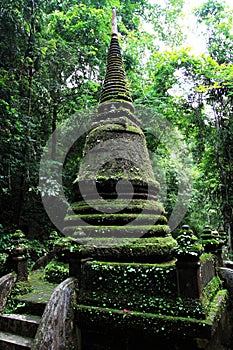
[64,7,176,262]
[62,8,232,350]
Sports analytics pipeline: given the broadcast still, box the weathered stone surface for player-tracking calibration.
[75,288,230,350]
[219,267,233,295]
[0,314,40,338]
[32,278,78,350]
[68,236,176,264]
[0,273,16,312]
[99,34,133,110]
[0,331,33,349]
[31,252,55,271]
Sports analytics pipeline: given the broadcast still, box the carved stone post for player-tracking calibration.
[12,247,28,282]
[175,225,203,298]
[176,260,202,298]
[69,253,92,288]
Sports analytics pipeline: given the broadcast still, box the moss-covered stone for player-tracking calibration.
[69,199,165,215]
[65,213,167,226]
[175,225,203,261]
[81,260,177,297]
[65,224,170,237]
[75,289,228,338]
[201,276,223,313]
[64,13,175,258]
[201,226,220,253]
[91,107,141,129]
[77,122,157,185]
[99,35,133,109]
[67,236,177,263]
[76,258,226,321]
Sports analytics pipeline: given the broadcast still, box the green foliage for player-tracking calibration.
[194,0,233,64]
[201,226,221,252]
[0,253,8,276]
[0,228,48,273]
[47,230,64,251]
[4,280,32,314]
[0,229,27,254]
[44,259,69,283]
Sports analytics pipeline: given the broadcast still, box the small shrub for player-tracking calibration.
[44,259,69,283]
[5,280,32,314]
[0,253,9,276]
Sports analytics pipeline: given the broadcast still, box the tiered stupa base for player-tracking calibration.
[67,252,231,350]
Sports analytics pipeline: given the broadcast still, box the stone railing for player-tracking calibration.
[0,273,17,312]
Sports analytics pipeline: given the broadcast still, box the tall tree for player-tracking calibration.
[2,0,185,237]
[193,0,233,244]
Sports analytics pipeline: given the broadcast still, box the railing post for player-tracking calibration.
[12,247,28,282]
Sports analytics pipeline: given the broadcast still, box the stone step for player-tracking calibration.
[12,298,47,316]
[0,314,41,338]
[0,331,33,350]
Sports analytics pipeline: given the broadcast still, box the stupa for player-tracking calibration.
[61,8,231,350]
[64,7,176,263]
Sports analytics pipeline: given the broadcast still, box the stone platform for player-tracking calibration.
[70,252,232,350]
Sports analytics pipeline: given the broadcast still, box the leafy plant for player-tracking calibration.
[44,259,69,283]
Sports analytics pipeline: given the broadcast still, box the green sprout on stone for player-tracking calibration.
[201,226,220,253]
[175,225,203,261]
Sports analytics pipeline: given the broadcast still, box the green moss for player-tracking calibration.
[5,270,57,314]
[201,276,223,312]
[78,260,202,319]
[75,304,212,339]
[89,260,176,268]
[75,285,228,339]
[199,253,214,264]
[79,291,206,319]
[175,225,203,260]
[54,236,80,251]
[81,260,176,297]
[65,213,167,226]
[64,235,177,263]
[78,122,157,184]
[44,259,69,284]
[69,199,165,215]
[11,280,33,296]
[205,289,228,324]
[53,237,81,261]
[86,122,143,147]
[69,224,170,237]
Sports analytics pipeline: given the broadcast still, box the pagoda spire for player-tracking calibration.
[111,6,118,36]
[99,7,134,112]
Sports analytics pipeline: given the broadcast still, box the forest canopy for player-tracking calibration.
[0,0,233,248]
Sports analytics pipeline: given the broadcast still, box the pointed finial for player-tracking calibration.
[112,7,118,35]
[98,6,134,112]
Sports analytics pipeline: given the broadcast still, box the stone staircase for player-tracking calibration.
[0,313,41,349]
[0,270,57,350]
